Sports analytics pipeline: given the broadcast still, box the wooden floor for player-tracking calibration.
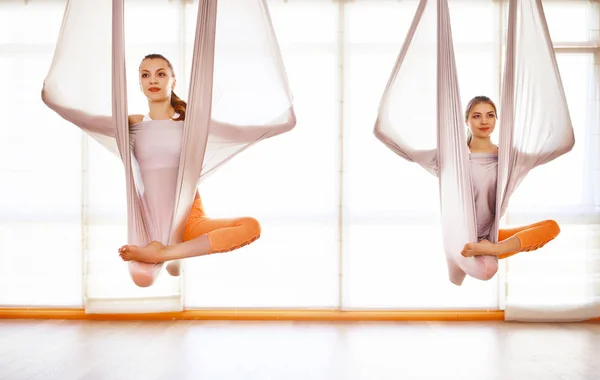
[1,319,599,380]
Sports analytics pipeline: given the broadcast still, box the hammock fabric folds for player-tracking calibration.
[374,0,574,285]
[42,0,295,259]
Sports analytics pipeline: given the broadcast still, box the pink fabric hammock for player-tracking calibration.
[42,0,295,274]
[374,0,575,285]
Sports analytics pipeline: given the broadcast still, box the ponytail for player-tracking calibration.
[170,91,187,121]
[141,54,187,121]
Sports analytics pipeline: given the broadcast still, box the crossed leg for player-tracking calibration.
[120,197,261,286]
[461,219,560,259]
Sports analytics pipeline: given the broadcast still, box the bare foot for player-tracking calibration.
[119,241,165,264]
[166,260,181,276]
[461,239,501,257]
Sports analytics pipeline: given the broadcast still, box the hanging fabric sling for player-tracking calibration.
[374,0,574,285]
[42,0,294,273]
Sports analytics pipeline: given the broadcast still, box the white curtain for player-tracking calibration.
[1,0,597,315]
[504,0,600,321]
[342,0,504,310]
[183,1,340,308]
[0,0,83,307]
[79,0,188,313]
[183,0,503,310]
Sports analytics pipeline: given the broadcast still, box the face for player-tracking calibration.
[139,58,176,101]
[467,102,496,139]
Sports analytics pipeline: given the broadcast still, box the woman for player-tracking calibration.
[458,96,560,261]
[374,95,561,281]
[43,53,296,287]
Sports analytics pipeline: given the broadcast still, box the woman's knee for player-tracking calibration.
[544,219,561,237]
[209,217,262,253]
[128,262,158,287]
[240,217,261,237]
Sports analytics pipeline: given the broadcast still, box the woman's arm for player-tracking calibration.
[208,107,296,143]
[512,122,575,171]
[41,85,117,138]
[518,130,575,169]
[373,117,438,177]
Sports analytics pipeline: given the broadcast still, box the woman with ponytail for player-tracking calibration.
[134,54,187,122]
[113,54,295,282]
[43,50,295,286]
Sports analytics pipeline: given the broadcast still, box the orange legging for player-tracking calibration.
[183,196,261,253]
[497,219,560,260]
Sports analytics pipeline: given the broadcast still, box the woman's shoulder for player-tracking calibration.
[128,114,144,125]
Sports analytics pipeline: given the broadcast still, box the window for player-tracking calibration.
[183,1,340,308]
[0,0,82,306]
[503,0,600,312]
[342,0,501,309]
[1,0,596,313]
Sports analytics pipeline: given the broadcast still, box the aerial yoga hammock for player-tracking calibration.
[374,0,575,285]
[41,0,295,287]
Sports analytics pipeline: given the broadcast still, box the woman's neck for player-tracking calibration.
[469,136,497,154]
[147,99,175,121]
